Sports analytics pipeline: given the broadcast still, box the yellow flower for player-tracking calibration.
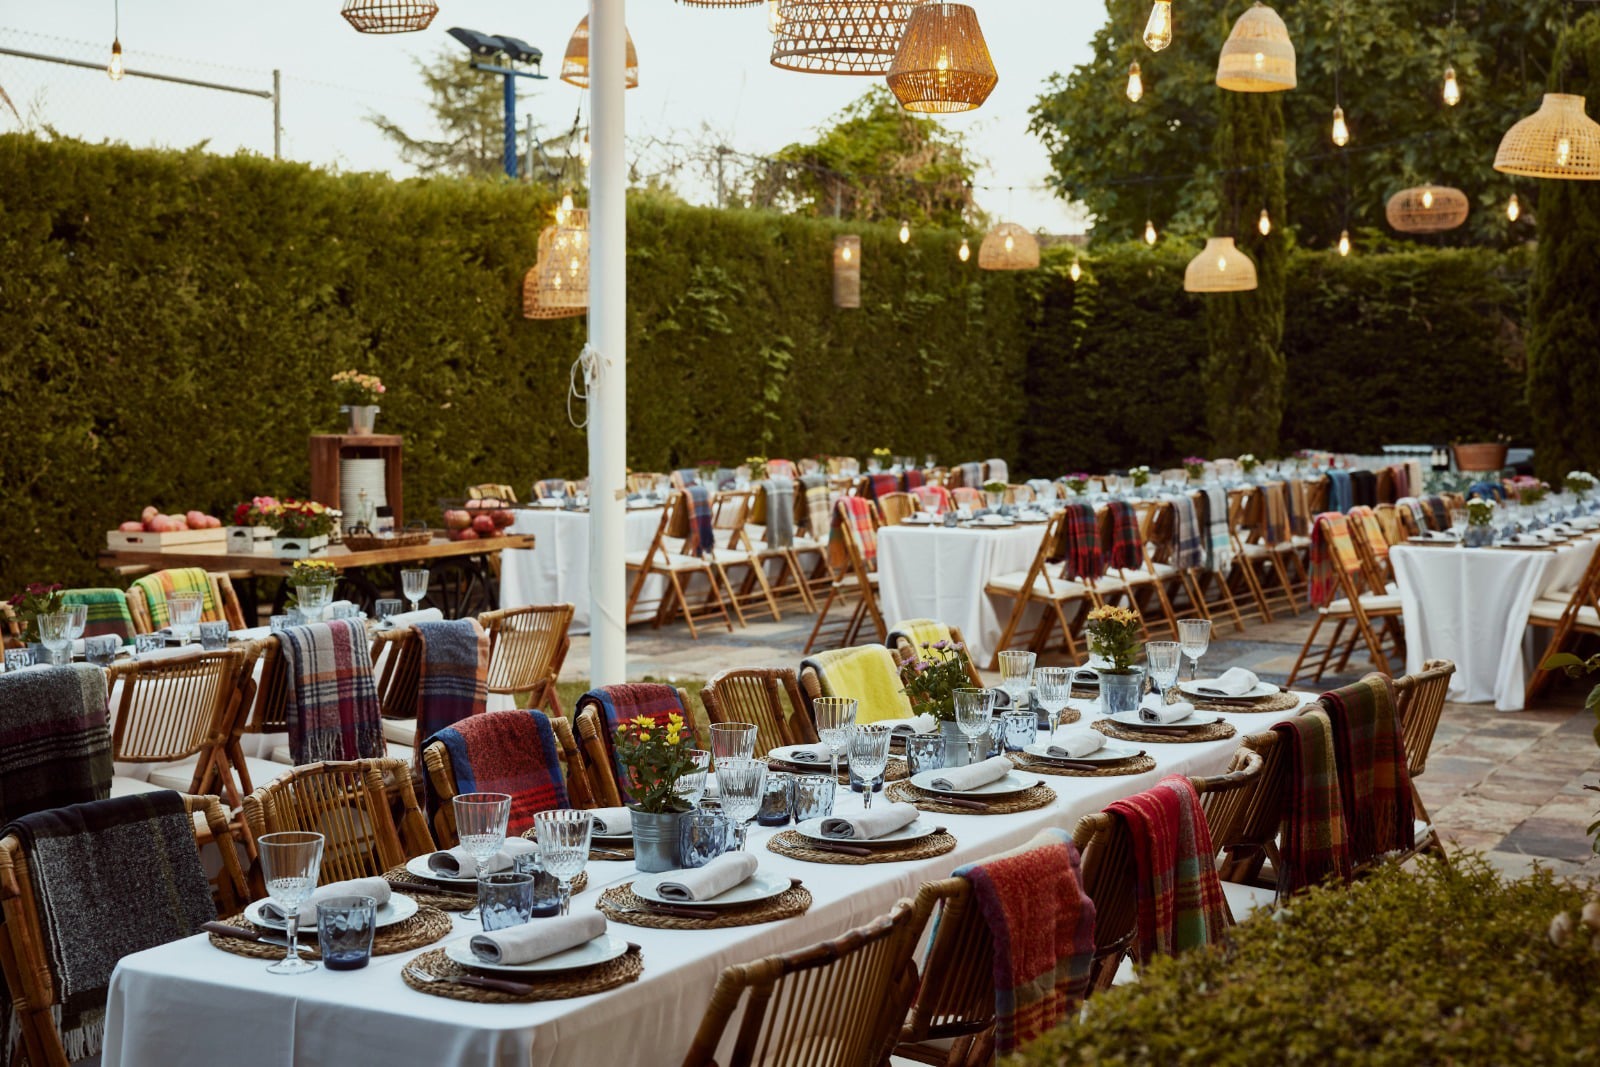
[632,715,655,726]
[666,712,683,727]
[638,732,651,743]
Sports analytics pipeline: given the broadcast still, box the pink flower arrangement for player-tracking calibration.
[233,496,281,527]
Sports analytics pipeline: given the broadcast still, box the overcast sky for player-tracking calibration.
[0,1,1102,232]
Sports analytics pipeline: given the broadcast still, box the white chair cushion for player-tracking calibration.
[625,549,713,573]
[269,742,412,766]
[1221,879,1277,919]
[383,717,418,747]
[1529,599,1600,628]
[985,570,1087,601]
[1326,594,1402,615]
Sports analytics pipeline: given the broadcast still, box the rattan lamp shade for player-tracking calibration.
[1216,3,1295,92]
[679,0,763,8]
[1494,93,1600,180]
[833,235,861,307]
[561,16,641,88]
[977,223,1040,270]
[523,210,590,320]
[1385,186,1469,233]
[771,0,918,75]
[340,0,438,33]
[885,3,997,113]
[1183,237,1257,292]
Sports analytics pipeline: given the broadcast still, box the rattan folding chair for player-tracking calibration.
[625,491,735,639]
[1393,660,1456,863]
[421,709,571,846]
[1190,738,1279,918]
[125,570,248,633]
[894,878,997,1066]
[951,487,984,511]
[1068,812,1143,992]
[1286,514,1403,686]
[803,498,887,654]
[984,512,1087,668]
[700,667,819,757]
[573,686,696,808]
[479,603,574,714]
[547,714,598,809]
[368,626,425,753]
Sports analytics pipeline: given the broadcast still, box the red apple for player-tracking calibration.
[471,514,496,535]
[119,520,143,532]
[454,527,479,541]
[205,516,223,528]
[185,510,207,529]
[490,509,514,528]
[465,498,484,511]
[141,505,158,524]
[443,509,471,531]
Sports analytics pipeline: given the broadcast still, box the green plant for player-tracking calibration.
[1538,650,1600,849]
[1085,605,1142,673]
[1129,465,1150,488]
[983,479,1007,494]
[1468,498,1497,526]
[331,370,385,407]
[287,559,339,587]
[7,582,63,644]
[1566,471,1598,498]
[899,640,974,722]
[1238,452,1258,473]
[612,711,698,814]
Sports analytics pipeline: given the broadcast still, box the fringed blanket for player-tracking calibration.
[0,665,112,822]
[413,619,488,752]
[279,619,386,765]
[1106,775,1230,962]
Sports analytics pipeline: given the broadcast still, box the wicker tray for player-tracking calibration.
[884,778,1056,816]
[208,905,453,960]
[342,530,432,552]
[765,827,957,865]
[597,880,812,930]
[402,944,643,1003]
[1092,719,1237,744]
[1007,751,1157,778]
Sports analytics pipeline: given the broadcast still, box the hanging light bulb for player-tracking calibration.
[1144,219,1158,245]
[1126,60,1144,102]
[841,244,853,263]
[899,220,911,244]
[767,0,783,34]
[958,238,970,262]
[1338,229,1351,256]
[1003,232,1015,253]
[1443,66,1460,107]
[1069,258,1082,281]
[1507,192,1521,222]
[1331,106,1349,147]
[1143,0,1173,51]
[1421,187,1434,209]
[108,37,124,80]
[1258,208,1272,236]
[555,192,574,226]
[1558,136,1573,167]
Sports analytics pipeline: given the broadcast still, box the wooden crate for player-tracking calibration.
[107,527,228,551]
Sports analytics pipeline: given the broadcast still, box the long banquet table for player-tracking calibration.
[102,694,1313,1067]
[499,505,665,633]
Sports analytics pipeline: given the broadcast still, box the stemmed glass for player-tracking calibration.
[38,612,72,667]
[167,592,205,646]
[673,749,712,809]
[847,725,893,809]
[64,604,88,653]
[1145,641,1182,704]
[1449,509,1468,541]
[811,697,857,781]
[1035,666,1074,730]
[258,831,324,975]
[453,792,511,920]
[716,758,767,850]
[401,568,430,613]
[953,688,996,760]
[1177,618,1212,681]
[533,809,592,915]
[997,650,1035,710]
[710,722,758,763]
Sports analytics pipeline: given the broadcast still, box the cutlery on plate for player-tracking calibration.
[202,921,290,948]
[612,902,714,920]
[387,879,477,899]
[806,840,874,857]
[588,847,633,860]
[408,969,537,996]
[927,796,993,812]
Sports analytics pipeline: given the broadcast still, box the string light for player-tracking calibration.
[108,0,123,80]
[1069,258,1082,281]
[1338,229,1351,256]
[1143,0,1173,51]
[555,191,574,226]
[958,238,970,261]
[1331,106,1349,147]
[1126,60,1144,102]
[581,132,591,168]
[1443,66,1460,107]
[1144,219,1158,245]
[899,220,910,243]
[1258,208,1272,236]
[1507,192,1521,221]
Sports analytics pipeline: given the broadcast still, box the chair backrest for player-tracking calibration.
[1309,512,1370,608]
[532,478,573,500]
[1392,659,1456,780]
[421,709,570,846]
[371,626,424,721]
[243,758,433,884]
[126,570,246,633]
[951,486,984,510]
[877,492,917,526]
[886,621,985,688]
[1197,730,1287,876]
[626,471,664,494]
[1004,484,1034,505]
[899,878,995,1052]
[1069,812,1141,992]
[107,648,244,767]
[59,588,138,644]
[681,900,927,1067]
[574,707,624,807]
[479,603,574,702]
[700,668,819,756]
[1346,506,1393,590]
[1372,503,1406,546]
[797,644,915,724]
[831,496,880,572]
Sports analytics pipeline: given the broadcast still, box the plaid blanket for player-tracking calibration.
[986,458,1009,483]
[829,495,877,569]
[1105,775,1230,962]
[1325,470,1353,514]
[1105,500,1142,570]
[902,468,925,492]
[954,827,1095,1053]
[1374,506,1404,545]
[800,644,915,724]
[684,485,717,557]
[1350,469,1378,508]
[956,461,983,488]
[1279,478,1307,536]
[912,485,953,515]
[535,478,568,499]
[1390,464,1410,498]
[799,474,831,537]
[673,467,700,486]
[413,619,488,753]
[1422,494,1449,530]
[762,478,796,548]
[866,473,900,500]
[428,709,568,836]
[1272,708,1353,895]
[577,684,687,804]
[766,459,796,479]
[1468,480,1506,502]
[130,568,219,628]
[2,791,215,1061]
[1348,506,1390,563]
[1321,676,1414,864]
[1307,513,1358,608]
[279,619,386,765]
[1169,494,1205,570]
[1399,497,1429,532]
[0,665,112,822]
[61,588,136,645]
[1263,483,1291,545]
[1059,503,1104,580]
[1201,487,1234,575]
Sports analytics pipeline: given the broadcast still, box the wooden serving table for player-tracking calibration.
[99,534,533,620]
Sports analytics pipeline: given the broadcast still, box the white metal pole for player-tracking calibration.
[587,0,628,685]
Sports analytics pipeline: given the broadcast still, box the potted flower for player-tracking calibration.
[1238,453,1259,476]
[1517,478,1551,507]
[1183,456,1208,483]
[744,456,768,482]
[1465,497,1497,547]
[1566,471,1598,500]
[868,447,892,473]
[7,582,63,647]
[900,641,973,728]
[227,495,281,553]
[613,712,700,872]
[264,499,335,558]
[982,479,1007,511]
[284,559,339,620]
[1129,465,1152,490]
[1450,434,1510,475]
[1066,472,1091,495]
[1086,605,1144,714]
[332,370,385,436]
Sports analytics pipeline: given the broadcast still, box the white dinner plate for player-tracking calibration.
[404,854,481,885]
[246,892,418,931]
[969,518,1015,528]
[1015,513,1050,523]
[1106,710,1223,730]
[793,816,938,847]
[1178,679,1281,701]
[909,769,1041,798]
[631,868,792,909]
[902,514,939,525]
[445,933,630,975]
[766,745,837,769]
[1022,739,1143,764]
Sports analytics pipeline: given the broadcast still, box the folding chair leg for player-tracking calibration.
[1285,613,1327,687]
[1313,618,1350,682]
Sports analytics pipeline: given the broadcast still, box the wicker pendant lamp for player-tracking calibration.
[771,0,918,75]
[977,223,1039,270]
[561,16,640,88]
[1385,185,1470,232]
[1183,237,1257,293]
[885,3,997,113]
[1494,93,1600,180]
[340,0,438,34]
[1216,3,1295,92]
[679,0,763,8]
[523,209,590,320]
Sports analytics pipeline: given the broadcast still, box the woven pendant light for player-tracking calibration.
[833,235,861,308]
[523,209,590,320]
[1385,185,1470,233]
[1494,93,1600,180]
[340,0,438,34]
[771,0,917,75]
[1183,237,1257,293]
[977,223,1039,270]
[679,0,763,8]
[885,3,997,113]
[1216,3,1295,92]
[561,16,640,89]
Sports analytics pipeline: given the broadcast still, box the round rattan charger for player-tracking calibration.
[598,881,812,930]
[884,779,1056,815]
[1092,719,1237,744]
[383,866,587,911]
[1006,751,1157,777]
[765,828,957,865]
[1177,690,1301,715]
[208,905,453,960]
[402,944,644,1003]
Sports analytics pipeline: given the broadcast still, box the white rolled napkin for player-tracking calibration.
[780,743,837,763]
[261,876,391,923]
[386,607,445,629]
[929,755,1015,793]
[654,851,759,902]
[470,911,606,965]
[427,836,538,877]
[1045,727,1105,759]
[1139,693,1195,725]
[820,802,919,840]
[1195,667,1259,698]
[588,807,633,836]
[876,713,939,735]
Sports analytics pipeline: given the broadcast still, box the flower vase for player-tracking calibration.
[343,405,380,436]
[630,808,683,873]
[1099,669,1145,716]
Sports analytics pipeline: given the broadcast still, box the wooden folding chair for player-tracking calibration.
[877,491,918,526]
[984,512,1087,667]
[1095,505,1178,641]
[803,497,887,654]
[1523,545,1600,703]
[1180,490,1252,633]
[745,483,818,613]
[625,491,735,639]
[700,667,819,757]
[126,570,248,633]
[1232,486,1300,617]
[1286,514,1403,685]
[479,603,574,714]
[1003,484,1035,505]
[709,489,784,625]
[421,709,572,846]
[1393,659,1456,864]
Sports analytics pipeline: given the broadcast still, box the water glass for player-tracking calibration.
[329,601,357,621]
[134,632,165,656]
[4,648,35,672]
[269,614,293,634]
[533,809,592,915]
[953,688,996,744]
[401,568,430,612]
[678,811,732,868]
[478,873,536,932]
[847,725,893,809]
[1035,666,1075,729]
[997,650,1036,709]
[510,853,565,917]
[812,697,857,780]
[258,831,324,975]
[166,592,205,646]
[758,771,793,826]
[38,612,72,667]
[454,792,511,918]
[1177,618,1212,680]
[1145,641,1182,701]
[673,749,712,809]
[295,583,332,624]
[1449,509,1468,539]
[716,758,767,850]
[791,774,836,821]
[1002,710,1037,752]
[904,733,946,776]
[710,722,758,763]
[84,635,119,667]
[375,598,403,626]
[316,896,377,970]
[199,620,230,651]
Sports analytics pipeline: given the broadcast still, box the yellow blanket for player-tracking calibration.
[887,618,955,655]
[802,644,914,724]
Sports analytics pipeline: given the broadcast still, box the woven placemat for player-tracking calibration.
[884,779,1056,816]
[765,828,957,865]
[383,867,586,911]
[517,826,631,863]
[597,880,812,930]
[1007,752,1157,778]
[207,904,453,960]
[1180,690,1301,714]
[402,944,643,1003]
[766,755,909,785]
[1092,719,1237,744]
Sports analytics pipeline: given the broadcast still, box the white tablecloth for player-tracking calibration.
[499,506,665,634]
[877,523,1049,667]
[1391,536,1597,710]
[103,696,1313,1067]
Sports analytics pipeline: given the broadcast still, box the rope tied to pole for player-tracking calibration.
[567,341,608,428]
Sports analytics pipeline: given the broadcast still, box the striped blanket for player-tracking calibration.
[1398,496,1429,532]
[1307,513,1357,608]
[1201,487,1233,575]
[1059,503,1103,580]
[986,458,1009,483]
[799,474,831,537]
[866,473,900,500]
[766,459,796,479]
[413,619,488,753]
[1326,470,1353,514]
[1104,500,1143,570]
[61,588,136,645]
[1272,707,1353,895]
[1169,494,1205,571]
[913,485,953,515]
[902,468,925,492]
[130,568,219,628]
[957,461,983,488]
[576,684,687,803]
[673,467,700,486]
[1321,676,1414,864]
[1422,494,1449,530]
[829,495,877,569]
[279,619,386,765]
[762,478,796,548]
[1106,775,1230,962]
[1347,506,1390,564]
[428,709,568,836]
[684,485,717,557]
[800,644,915,725]
[954,827,1095,1053]
[0,665,112,822]
[1280,478,1308,537]
[1263,483,1291,546]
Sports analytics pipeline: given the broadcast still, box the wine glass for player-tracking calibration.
[166,592,205,647]
[38,612,72,667]
[673,749,712,808]
[1034,666,1074,729]
[715,758,767,850]
[533,809,592,915]
[453,792,511,920]
[401,568,430,613]
[811,697,857,781]
[64,603,88,649]
[1145,641,1182,703]
[847,725,893,809]
[953,687,996,754]
[258,831,324,975]
[997,650,1035,710]
[710,722,758,763]
[1177,618,1212,681]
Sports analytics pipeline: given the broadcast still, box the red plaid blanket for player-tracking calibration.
[1059,503,1104,579]
[1105,775,1230,962]
[684,485,716,557]
[279,619,386,765]
[1104,500,1143,570]
[1321,676,1414,863]
[829,495,877,569]
[430,709,569,836]
[866,473,899,500]
[1307,513,1358,608]
[1272,707,1352,895]
[577,684,688,804]
[413,619,488,754]
[912,485,952,515]
[902,468,925,491]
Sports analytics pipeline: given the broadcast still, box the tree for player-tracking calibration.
[1029,0,1563,247]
